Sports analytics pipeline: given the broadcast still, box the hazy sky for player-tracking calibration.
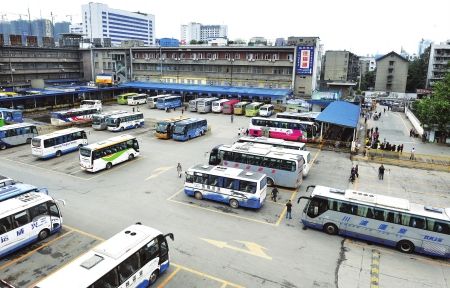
[2,0,449,55]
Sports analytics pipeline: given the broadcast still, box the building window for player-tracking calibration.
[389,61,395,66]
[225,53,230,60]
[234,53,240,59]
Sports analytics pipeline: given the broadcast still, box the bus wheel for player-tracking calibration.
[56,150,62,157]
[0,144,6,150]
[106,162,112,170]
[323,223,338,235]
[38,229,50,240]
[149,269,159,284]
[397,240,415,253]
[134,124,139,129]
[229,199,239,209]
[26,138,32,144]
[128,154,134,160]
[194,191,203,200]
[267,178,274,187]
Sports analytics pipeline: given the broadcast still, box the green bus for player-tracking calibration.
[117,92,138,105]
[245,102,263,117]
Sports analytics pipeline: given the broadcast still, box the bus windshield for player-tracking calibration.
[79,147,91,157]
[106,118,119,127]
[173,125,185,134]
[31,138,41,147]
[92,115,103,125]
[156,122,169,133]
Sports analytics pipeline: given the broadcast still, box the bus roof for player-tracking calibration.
[235,101,250,106]
[93,110,127,118]
[0,183,38,202]
[213,99,229,104]
[106,112,143,119]
[224,99,240,105]
[81,100,101,103]
[34,224,163,288]
[222,142,302,161]
[237,136,306,148]
[252,116,314,125]
[0,122,36,131]
[83,134,136,150]
[33,128,85,140]
[157,116,188,124]
[129,93,147,98]
[260,104,274,108]
[160,95,181,100]
[311,185,450,221]
[0,192,52,217]
[189,164,265,181]
[247,102,263,107]
[51,107,99,114]
[198,97,218,102]
[148,94,170,99]
[175,118,206,125]
[118,92,138,97]
[277,111,320,119]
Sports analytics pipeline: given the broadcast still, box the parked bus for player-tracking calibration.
[80,134,139,172]
[259,104,274,117]
[92,110,127,130]
[222,99,240,114]
[0,109,23,126]
[185,164,267,209]
[233,101,250,115]
[248,117,309,142]
[31,128,87,159]
[148,94,170,109]
[0,184,63,258]
[276,111,320,123]
[117,92,138,105]
[0,123,38,150]
[50,107,100,126]
[80,100,102,110]
[127,93,148,106]
[197,97,218,113]
[155,117,187,139]
[0,176,14,187]
[172,118,207,141]
[188,98,202,112]
[212,99,230,113]
[298,185,450,258]
[156,96,182,110]
[106,112,144,132]
[236,136,306,151]
[34,223,174,288]
[245,102,263,117]
[208,142,304,188]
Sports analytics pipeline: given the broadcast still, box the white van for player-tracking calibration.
[259,104,274,117]
[80,100,102,111]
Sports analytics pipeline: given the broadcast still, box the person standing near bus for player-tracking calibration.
[177,163,182,178]
[271,187,278,202]
[286,200,293,219]
[230,114,234,123]
[378,164,385,180]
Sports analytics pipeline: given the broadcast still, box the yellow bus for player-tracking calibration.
[117,92,138,104]
[155,117,188,139]
[233,101,250,115]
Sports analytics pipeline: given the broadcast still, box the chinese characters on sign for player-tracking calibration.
[295,46,315,75]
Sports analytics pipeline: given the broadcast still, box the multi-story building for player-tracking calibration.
[323,50,359,82]
[69,23,83,34]
[375,51,408,93]
[82,2,155,46]
[359,56,376,76]
[180,22,227,43]
[426,40,450,88]
[418,39,433,56]
[275,38,286,47]
[0,19,53,45]
[249,37,267,46]
[53,22,70,41]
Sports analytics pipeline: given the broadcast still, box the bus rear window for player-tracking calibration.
[31,138,41,147]
[79,148,92,157]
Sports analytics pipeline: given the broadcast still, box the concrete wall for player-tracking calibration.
[324,51,348,81]
[405,106,423,136]
[375,53,408,93]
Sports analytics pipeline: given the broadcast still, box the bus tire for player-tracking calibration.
[38,229,50,240]
[267,178,274,187]
[194,191,203,200]
[229,199,239,209]
[0,143,6,150]
[397,240,415,253]
[128,154,134,160]
[106,162,112,170]
[323,223,338,235]
[26,138,32,144]
[56,150,62,157]
[149,269,159,284]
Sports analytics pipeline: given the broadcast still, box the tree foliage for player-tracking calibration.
[406,47,430,92]
[360,71,375,91]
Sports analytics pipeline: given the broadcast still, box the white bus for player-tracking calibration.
[92,110,128,130]
[31,128,88,159]
[79,134,139,172]
[299,185,450,258]
[236,136,306,151]
[276,111,320,123]
[81,100,102,110]
[50,107,100,126]
[212,99,229,113]
[189,98,202,112]
[127,94,148,106]
[0,123,39,150]
[185,165,267,209]
[197,97,218,113]
[34,223,174,288]
[147,94,170,109]
[209,142,304,188]
[0,184,63,258]
[106,112,144,132]
[259,104,274,117]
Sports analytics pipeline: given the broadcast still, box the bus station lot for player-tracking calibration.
[0,104,449,287]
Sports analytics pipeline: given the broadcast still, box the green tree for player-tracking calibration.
[189,40,197,45]
[406,46,430,92]
[360,71,375,91]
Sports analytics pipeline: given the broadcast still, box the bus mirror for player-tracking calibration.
[164,233,174,241]
[306,185,316,193]
[55,199,66,206]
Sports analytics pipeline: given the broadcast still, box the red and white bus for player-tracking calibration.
[248,117,307,142]
[222,99,240,114]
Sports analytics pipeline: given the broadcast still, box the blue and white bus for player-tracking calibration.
[31,128,88,159]
[106,112,144,132]
[0,183,63,258]
[185,165,267,209]
[172,118,207,141]
[0,123,39,150]
[299,185,450,258]
[156,95,182,110]
[209,142,304,188]
[50,107,100,126]
[92,110,128,130]
[34,224,174,288]
[0,108,23,125]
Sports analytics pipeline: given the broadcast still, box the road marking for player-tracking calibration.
[171,263,245,288]
[0,230,73,271]
[146,166,174,181]
[167,188,184,201]
[201,238,272,260]
[157,266,182,288]
[86,156,146,181]
[65,225,105,241]
[275,190,298,226]
[370,249,381,288]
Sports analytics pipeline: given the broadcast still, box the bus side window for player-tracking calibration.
[409,216,425,229]
[185,173,194,183]
[0,216,13,234]
[29,203,49,221]
[48,202,60,217]
[13,210,31,228]
[31,126,38,134]
[92,268,119,288]
[223,178,234,189]
[208,175,218,186]
[140,238,159,266]
[118,252,140,284]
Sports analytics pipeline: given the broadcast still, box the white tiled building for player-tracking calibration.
[426,40,450,88]
[180,22,227,43]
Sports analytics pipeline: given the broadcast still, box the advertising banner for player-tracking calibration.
[295,46,314,75]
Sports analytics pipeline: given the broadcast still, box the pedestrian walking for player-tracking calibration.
[230,114,234,123]
[286,200,293,219]
[245,128,249,136]
[181,108,184,115]
[271,187,278,202]
[410,147,416,160]
[384,108,386,113]
[176,163,182,178]
[378,164,385,180]
[400,144,403,153]
[132,107,135,113]
[136,105,140,112]
[355,164,359,178]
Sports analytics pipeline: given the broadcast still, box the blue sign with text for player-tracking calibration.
[295,46,315,75]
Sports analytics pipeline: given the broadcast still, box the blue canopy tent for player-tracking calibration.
[316,101,361,142]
